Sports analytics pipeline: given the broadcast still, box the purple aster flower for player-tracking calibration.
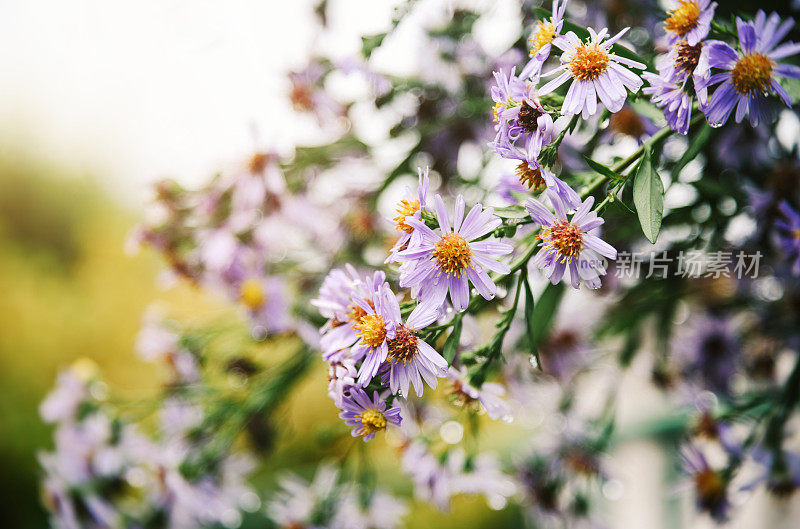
[644,40,712,134]
[747,447,800,497]
[537,327,590,381]
[497,134,581,209]
[398,195,513,312]
[313,266,390,362]
[528,0,568,67]
[681,445,731,522]
[383,304,449,397]
[350,285,399,385]
[490,68,555,160]
[663,0,717,45]
[539,27,645,118]
[491,68,528,126]
[327,358,358,406]
[40,369,90,424]
[235,274,292,335]
[401,441,453,509]
[643,71,699,134]
[525,191,617,289]
[704,12,800,127]
[338,388,402,441]
[606,104,661,142]
[496,172,528,204]
[673,314,740,395]
[387,167,431,263]
[287,60,346,125]
[447,366,512,420]
[776,201,800,275]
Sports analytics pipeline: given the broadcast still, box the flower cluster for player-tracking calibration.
[266,465,407,529]
[129,151,342,340]
[39,361,257,529]
[645,7,800,131]
[35,1,800,528]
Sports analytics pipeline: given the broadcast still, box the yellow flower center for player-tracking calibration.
[516,161,547,192]
[731,53,774,95]
[664,0,700,37]
[353,314,386,348]
[540,220,584,261]
[357,408,387,435]
[433,233,473,275]
[530,21,557,55]
[394,199,420,233]
[570,42,610,81]
[239,278,265,310]
[387,325,418,365]
[793,228,800,239]
[346,299,374,325]
[492,100,504,123]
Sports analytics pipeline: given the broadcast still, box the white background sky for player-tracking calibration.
[0,0,398,203]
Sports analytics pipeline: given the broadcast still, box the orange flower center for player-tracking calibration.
[570,42,610,81]
[239,278,265,310]
[516,161,547,192]
[248,152,269,174]
[530,21,557,55]
[290,84,314,111]
[387,325,418,365]
[540,220,584,261]
[357,408,387,435]
[609,106,645,137]
[731,53,774,94]
[346,299,374,325]
[433,233,473,275]
[394,199,420,233]
[665,0,700,37]
[353,314,386,348]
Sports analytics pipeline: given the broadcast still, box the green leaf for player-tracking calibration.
[361,33,386,59]
[494,205,528,219]
[780,76,800,105]
[619,326,642,367]
[528,282,565,350]
[632,146,664,244]
[442,315,462,364]
[523,276,541,369]
[671,124,713,179]
[584,157,626,181]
